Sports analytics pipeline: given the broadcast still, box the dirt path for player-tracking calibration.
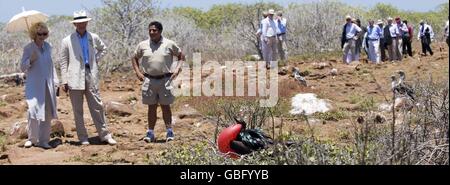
[1,43,448,164]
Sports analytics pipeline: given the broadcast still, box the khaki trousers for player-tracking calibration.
[388,38,402,61]
[262,36,278,66]
[69,69,110,141]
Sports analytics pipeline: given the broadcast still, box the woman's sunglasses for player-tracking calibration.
[37,32,48,36]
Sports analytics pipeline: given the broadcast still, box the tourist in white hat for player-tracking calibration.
[261,9,278,69]
[59,10,117,145]
[377,19,387,62]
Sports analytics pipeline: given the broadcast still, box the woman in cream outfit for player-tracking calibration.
[20,22,59,149]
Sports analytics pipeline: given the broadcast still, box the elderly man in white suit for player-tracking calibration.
[261,9,278,69]
[59,10,116,145]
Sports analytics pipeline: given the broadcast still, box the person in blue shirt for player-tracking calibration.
[59,10,117,146]
[377,20,387,62]
[366,20,383,64]
[275,11,288,61]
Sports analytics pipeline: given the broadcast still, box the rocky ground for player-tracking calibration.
[0,42,448,164]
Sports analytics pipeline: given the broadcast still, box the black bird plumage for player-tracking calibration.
[230,116,273,155]
[394,83,415,101]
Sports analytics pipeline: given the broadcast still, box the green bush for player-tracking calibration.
[313,109,348,121]
[155,134,359,165]
[358,97,376,112]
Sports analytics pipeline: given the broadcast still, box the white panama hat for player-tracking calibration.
[71,10,92,23]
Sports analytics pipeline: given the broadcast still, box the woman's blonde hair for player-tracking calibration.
[28,22,49,41]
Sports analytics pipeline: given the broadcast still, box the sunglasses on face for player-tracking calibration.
[37,32,48,36]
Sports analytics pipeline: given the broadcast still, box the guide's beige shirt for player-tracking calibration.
[134,37,181,76]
